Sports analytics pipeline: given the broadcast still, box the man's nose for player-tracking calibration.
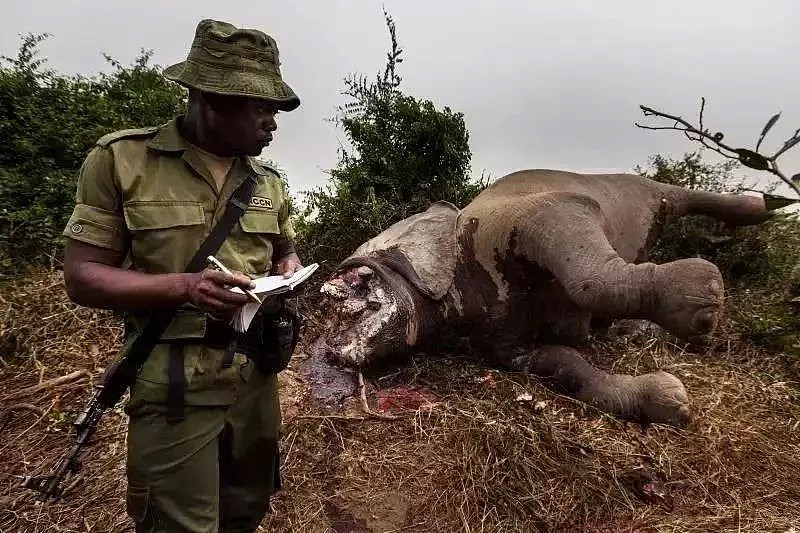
[262,113,278,132]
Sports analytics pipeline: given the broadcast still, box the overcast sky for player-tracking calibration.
[3,0,799,196]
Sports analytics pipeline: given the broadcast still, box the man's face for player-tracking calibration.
[201,92,279,156]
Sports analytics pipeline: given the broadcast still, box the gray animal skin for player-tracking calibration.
[313,170,771,427]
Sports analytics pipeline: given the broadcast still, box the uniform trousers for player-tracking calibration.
[125,367,280,532]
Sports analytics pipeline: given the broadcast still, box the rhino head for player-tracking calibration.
[312,202,460,368]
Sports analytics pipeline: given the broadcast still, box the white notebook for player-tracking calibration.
[229,263,319,332]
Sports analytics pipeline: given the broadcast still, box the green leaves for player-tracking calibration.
[0,35,186,270]
[297,13,481,263]
[735,148,771,171]
[756,112,781,152]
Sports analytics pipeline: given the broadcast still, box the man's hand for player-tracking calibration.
[275,252,303,278]
[184,268,255,312]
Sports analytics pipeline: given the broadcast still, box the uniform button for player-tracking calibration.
[71,223,83,234]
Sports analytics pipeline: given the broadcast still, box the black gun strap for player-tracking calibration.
[183,174,259,274]
[116,171,260,403]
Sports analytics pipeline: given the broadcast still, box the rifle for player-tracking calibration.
[21,296,301,499]
[21,359,132,500]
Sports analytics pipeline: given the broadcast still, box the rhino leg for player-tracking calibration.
[511,345,690,427]
[677,188,771,227]
[511,193,724,343]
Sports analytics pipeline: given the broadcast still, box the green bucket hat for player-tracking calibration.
[164,19,300,111]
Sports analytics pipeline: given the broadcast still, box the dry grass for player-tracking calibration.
[1,270,799,532]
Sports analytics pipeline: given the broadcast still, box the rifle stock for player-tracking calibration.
[21,360,125,500]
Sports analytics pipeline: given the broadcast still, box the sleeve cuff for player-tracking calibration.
[279,218,297,241]
[272,234,297,260]
[63,203,127,252]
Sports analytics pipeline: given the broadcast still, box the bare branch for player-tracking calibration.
[768,159,800,197]
[637,100,800,198]
[634,124,685,131]
[774,127,800,159]
[0,370,90,402]
[637,103,739,155]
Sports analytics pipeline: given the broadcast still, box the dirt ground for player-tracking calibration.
[1,271,799,532]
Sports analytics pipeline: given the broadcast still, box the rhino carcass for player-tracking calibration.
[314,169,771,427]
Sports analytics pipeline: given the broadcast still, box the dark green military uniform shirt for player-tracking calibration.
[63,117,296,405]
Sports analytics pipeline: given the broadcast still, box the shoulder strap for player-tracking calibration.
[97,170,260,407]
[96,127,159,147]
[248,157,281,179]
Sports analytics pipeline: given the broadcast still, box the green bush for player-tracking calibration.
[0,34,186,272]
[295,13,487,264]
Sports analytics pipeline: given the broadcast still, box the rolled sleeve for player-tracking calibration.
[278,215,296,242]
[62,146,127,252]
[277,181,297,242]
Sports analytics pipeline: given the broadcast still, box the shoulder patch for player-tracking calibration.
[96,126,159,148]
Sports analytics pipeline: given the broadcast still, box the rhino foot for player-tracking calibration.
[510,345,690,427]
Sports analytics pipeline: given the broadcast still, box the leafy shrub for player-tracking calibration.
[295,13,487,264]
[0,34,186,272]
[640,152,786,284]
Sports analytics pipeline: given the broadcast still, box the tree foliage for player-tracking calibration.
[0,34,186,271]
[295,12,486,263]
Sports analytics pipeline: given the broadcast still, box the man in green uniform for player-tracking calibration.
[62,19,302,532]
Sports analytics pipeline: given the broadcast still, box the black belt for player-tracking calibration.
[202,316,262,355]
[164,315,264,424]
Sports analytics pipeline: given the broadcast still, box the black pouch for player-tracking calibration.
[254,300,302,375]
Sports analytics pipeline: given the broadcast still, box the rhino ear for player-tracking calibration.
[348,202,459,300]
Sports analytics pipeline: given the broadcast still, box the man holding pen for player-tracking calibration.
[61,19,302,532]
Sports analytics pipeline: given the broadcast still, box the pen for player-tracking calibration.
[206,255,262,305]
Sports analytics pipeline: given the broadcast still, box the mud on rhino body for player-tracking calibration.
[313,169,771,427]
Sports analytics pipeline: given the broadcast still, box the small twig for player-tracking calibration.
[458,506,472,533]
[1,403,44,416]
[0,398,56,454]
[698,96,706,134]
[358,372,400,421]
[774,127,800,158]
[0,370,90,402]
[61,474,84,497]
[0,403,44,431]
[295,414,368,421]
[384,522,428,533]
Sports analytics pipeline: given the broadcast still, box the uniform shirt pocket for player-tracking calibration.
[123,201,206,273]
[240,210,280,233]
[225,210,280,276]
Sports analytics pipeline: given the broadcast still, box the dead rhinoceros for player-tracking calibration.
[313,169,771,426]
